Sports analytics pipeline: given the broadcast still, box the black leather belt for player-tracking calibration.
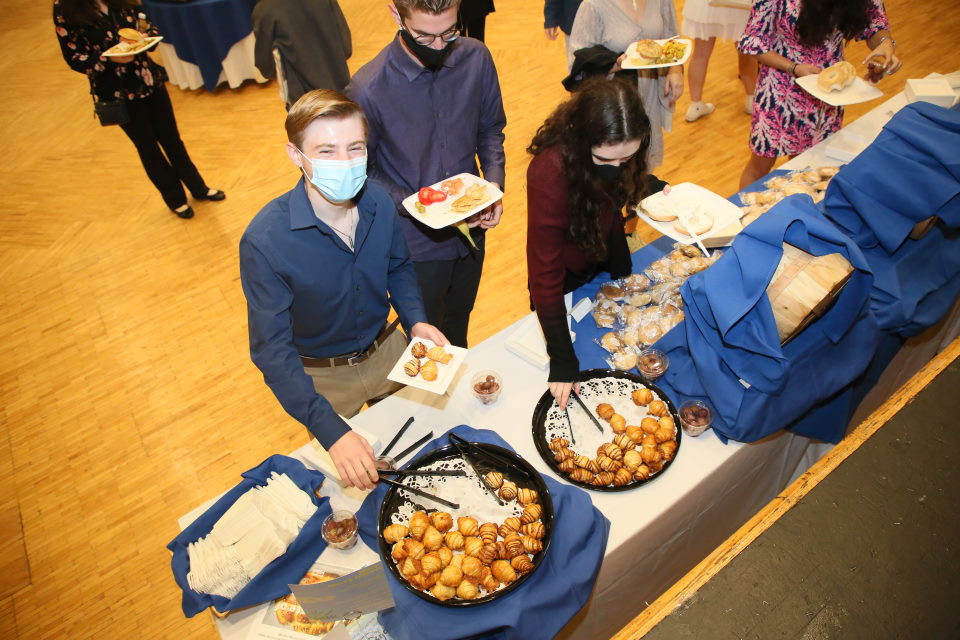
[300,319,400,368]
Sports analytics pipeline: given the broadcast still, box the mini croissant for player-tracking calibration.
[383,523,409,544]
[631,387,653,406]
[411,341,428,358]
[456,579,479,600]
[596,403,615,420]
[549,437,569,452]
[623,449,643,472]
[491,560,517,584]
[457,516,479,537]
[420,552,443,575]
[517,488,538,505]
[613,467,633,487]
[498,481,518,501]
[431,582,456,601]
[599,443,623,461]
[479,522,499,544]
[419,359,438,381]
[520,522,545,539]
[609,414,627,434]
[558,458,575,473]
[594,471,615,486]
[634,464,652,481]
[426,346,453,364]
[503,532,525,557]
[521,503,542,524]
[614,433,636,451]
[478,543,498,565]
[430,511,453,532]
[647,400,669,417]
[521,535,543,554]
[574,455,600,474]
[568,467,594,483]
[461,555,484,579]
[403,359,420,377]
[464,536,484,557]
[510,554,534,573]
[483,471,503,490]
[444,530,465,550]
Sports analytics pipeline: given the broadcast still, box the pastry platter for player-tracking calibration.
[402,173,503,230]
[377,438,554,606]
[795,74,883,107]
[531,369,682,492]
[102,36,163,57]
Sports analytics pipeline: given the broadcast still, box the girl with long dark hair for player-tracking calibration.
[736,0,901,188]
[54,0,224,218]
[527,77,667,409]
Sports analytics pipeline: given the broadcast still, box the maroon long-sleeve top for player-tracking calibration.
[526,146,664,381]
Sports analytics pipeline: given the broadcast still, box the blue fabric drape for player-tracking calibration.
[168,455,331,617]
[822,102,960,337]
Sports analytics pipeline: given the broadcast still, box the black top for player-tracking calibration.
[54,1,167,102]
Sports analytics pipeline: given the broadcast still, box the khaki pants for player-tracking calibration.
[303,329,406,419]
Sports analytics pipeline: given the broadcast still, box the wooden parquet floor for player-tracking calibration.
[0,0,957,638]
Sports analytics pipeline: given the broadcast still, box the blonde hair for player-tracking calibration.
[285,90,368,149]
[393,0,460,19]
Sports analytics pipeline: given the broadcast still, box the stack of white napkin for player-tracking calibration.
[186,472,316,599]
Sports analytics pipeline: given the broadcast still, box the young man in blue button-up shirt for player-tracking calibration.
[240,90,446,489]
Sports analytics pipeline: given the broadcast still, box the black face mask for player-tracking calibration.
[399,29,451,71]
[593,163,622,184]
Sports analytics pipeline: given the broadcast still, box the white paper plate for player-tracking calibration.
[102,36,163,57]
[386,338,467,395]
[401,173,503,230]
[795,74,883,107]
[635,182,743,247]
[621,38,692,70]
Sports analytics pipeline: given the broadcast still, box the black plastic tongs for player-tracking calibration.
[447,433,506,506]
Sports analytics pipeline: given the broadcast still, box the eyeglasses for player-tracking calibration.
[401,20,460,46]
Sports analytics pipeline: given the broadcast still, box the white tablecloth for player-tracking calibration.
[158,32,267,91]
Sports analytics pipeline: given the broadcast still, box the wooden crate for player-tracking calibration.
[766,243,854,345]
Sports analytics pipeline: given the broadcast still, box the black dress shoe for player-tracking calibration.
[171,205,194,219]
[197,189,226,201]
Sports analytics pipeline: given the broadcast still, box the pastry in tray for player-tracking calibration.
[382,494,545,602]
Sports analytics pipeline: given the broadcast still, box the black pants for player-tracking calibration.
[413,234,485,348]
[458,14,487,42]
[119,86,208,210]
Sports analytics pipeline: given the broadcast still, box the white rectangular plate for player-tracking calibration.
[401,173,503,230]
[386,338,468,395]
[635,182,743,247]
[621,38,692,70]
[102,36,163,57]
[795,74,883,107]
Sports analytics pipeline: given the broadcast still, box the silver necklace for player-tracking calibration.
[322,208,358,250]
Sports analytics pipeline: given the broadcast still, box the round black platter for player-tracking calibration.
[531,368,682,492]
[377,441,555,607]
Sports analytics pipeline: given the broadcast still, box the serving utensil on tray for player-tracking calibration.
[563,408,577,445]
[381,416,415,459]
[569,389,605,434]
[377,476,460,510]
[447,433,506,506]
[393,431,434,463]
[378,469,467,477]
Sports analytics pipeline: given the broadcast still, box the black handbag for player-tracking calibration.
[93,98,130,126]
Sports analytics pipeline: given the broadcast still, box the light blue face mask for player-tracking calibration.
[298,150,367,203]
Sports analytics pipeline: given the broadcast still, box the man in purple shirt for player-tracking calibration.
[346,0,506,347]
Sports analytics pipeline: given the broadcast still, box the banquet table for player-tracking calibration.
[143,0,267,91]
[178,76,960,640]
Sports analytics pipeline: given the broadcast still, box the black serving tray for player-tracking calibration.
[377,441,554,607]
[531,368,681,492]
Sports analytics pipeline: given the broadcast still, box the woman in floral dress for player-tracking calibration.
[54,0,224,218]
[736,0,902,189]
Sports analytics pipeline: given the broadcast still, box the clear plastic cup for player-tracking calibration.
[471,370,502,405]
[321,510,359,550]
[375,455,397,472]
[678,400,713,437]
[637,348,670,381]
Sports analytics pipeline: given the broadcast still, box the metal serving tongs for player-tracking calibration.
[568,388,605,434]
[447,433,506,506]
[378,476,460,510]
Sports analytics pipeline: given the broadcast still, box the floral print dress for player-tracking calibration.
[53,1,166,102]
[738,0,888,157]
